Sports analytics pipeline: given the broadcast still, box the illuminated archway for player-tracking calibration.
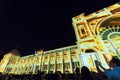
[96,15,120,40]
[95,15,120,56]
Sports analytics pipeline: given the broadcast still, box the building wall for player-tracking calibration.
[72,2,120,72]
[0,52,20,74]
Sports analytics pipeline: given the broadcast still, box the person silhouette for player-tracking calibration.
[74,67,80,80]
[95,57,120,80]
[81,66,95,80]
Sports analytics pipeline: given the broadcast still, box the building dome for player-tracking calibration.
[9,49,20,56]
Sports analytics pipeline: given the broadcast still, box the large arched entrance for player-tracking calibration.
[98,16,120,40]
[97,15,120,56]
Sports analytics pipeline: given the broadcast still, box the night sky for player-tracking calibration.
[0,0,119,58]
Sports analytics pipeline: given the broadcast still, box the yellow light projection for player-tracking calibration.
[0,2,120,74]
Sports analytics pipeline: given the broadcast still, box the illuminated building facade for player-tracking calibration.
[0,2,120,74]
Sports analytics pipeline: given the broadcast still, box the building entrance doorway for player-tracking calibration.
[80,52,109,72]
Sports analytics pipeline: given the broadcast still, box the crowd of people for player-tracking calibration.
[0,70,103,80]
[0,56,120,80]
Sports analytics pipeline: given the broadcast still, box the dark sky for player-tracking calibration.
[0,0,119,58]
